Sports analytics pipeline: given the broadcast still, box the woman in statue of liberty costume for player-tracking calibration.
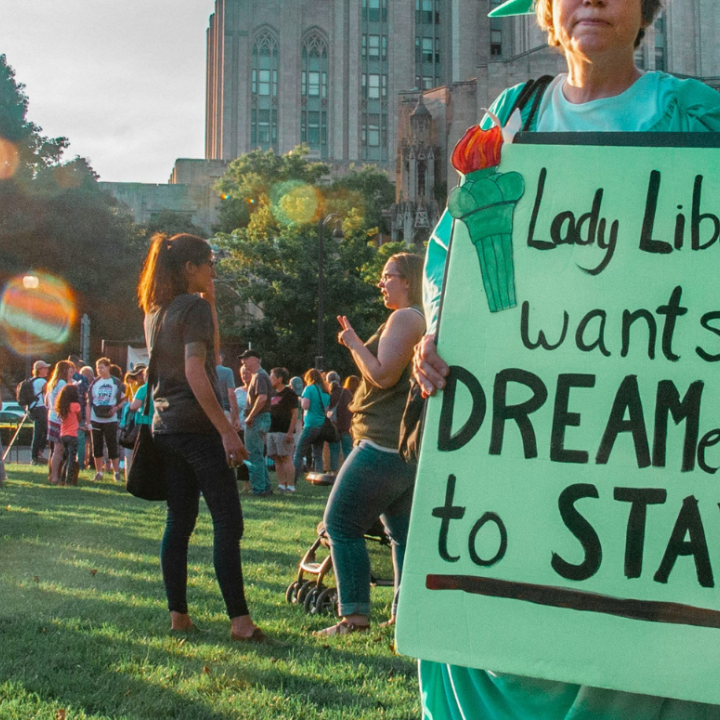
[413,0,720,718]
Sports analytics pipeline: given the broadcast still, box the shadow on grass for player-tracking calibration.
[0,469,419,718]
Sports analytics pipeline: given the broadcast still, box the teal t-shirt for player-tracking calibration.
[301,384,329,428]
[132,383,153,426]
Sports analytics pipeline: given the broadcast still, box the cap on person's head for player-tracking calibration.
[488,0,533,17]
[33,360,50,372]
[132,363,147,372]
[239,349,261,361]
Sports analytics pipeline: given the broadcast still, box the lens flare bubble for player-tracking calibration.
[270,181,322,226]
[0,273,77,356]
[0,137,19,181]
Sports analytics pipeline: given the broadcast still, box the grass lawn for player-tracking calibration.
[0,464,421,719]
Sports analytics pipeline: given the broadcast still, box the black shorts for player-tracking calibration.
[91,421,119,459]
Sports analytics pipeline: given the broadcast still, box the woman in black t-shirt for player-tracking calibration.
[138,233,268,643]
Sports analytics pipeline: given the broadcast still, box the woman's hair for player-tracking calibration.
[304,368,329,392]
[109,364,123,380]
[326,370,341,387]
[535,0,663,49]
[271,367,289,384]
[48,360,73,393]
[56,383,79,419]
[387,252,424,306]
[137,233,212,313]
[343,375,361,395]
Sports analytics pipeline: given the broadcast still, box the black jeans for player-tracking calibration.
[91,421,118,460]
[154,432,250,619]
[30,406,48,460]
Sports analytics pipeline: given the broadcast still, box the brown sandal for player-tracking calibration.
[314,621,370,637]
[231,627,269,643]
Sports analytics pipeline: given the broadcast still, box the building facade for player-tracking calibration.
[390,0,720,242]
[205,0,719,242]
[205,0,497,173]
[100,159,228,235]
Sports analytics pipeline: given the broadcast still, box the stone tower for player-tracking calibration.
[392,95,440,245]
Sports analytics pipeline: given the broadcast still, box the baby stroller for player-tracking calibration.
[285,519,393,615]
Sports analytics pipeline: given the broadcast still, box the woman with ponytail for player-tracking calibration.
[138,233,268,642]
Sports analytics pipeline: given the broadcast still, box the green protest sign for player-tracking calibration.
[396,136,720,706]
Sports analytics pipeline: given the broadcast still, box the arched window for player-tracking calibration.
[301,31,329,158]
[251,29,279,150]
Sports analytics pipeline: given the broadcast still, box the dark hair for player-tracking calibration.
[48,361,74,393]
[56,382,79,419]
[137,233,211,312]
[535,0,663,49]
[304,368,329,392]
[109,364,123,380]
[271,367,289,384]
[387,252,424,306]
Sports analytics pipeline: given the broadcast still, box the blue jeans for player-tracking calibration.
[154,432,250,619]
[323,443,416,618]
[328,432,353,472]
[245,412,271,494]
[293,425,324,480]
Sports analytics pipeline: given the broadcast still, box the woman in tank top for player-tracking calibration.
[315,252,426,636]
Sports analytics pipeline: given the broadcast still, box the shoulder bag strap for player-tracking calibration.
[508,75,555,131]
[314,383,328,411]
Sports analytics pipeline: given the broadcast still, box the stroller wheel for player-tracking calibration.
[296,580,316,606]
[285,580,301,604]
[304,584,324,614]
[313,586,338,616]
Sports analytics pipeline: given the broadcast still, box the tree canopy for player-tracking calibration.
[0,55,147,386]
[212,147,407,376]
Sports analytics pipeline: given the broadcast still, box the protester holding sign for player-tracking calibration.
[409,0,720,717]
[315,253,425,636]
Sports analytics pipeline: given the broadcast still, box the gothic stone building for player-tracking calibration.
[204,0,719,244]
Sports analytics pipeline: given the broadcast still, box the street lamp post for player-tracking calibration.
[316,214,344,371]
[22,271,39,377]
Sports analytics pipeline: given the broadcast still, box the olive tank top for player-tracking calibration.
[349,305,425,449]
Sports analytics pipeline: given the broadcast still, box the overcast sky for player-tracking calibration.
[2,0,216,183]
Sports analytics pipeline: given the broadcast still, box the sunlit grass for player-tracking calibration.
[0,464,419,719]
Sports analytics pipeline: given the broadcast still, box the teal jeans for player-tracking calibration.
[245,412,271,494]
[323,443,415,618]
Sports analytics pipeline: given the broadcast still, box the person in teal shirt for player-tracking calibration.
[292,368,330,481]
[413,0,720,718]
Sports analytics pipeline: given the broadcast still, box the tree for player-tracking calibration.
[141,209,206,239]
[212,149,406,376]
[0,55,147,389]
[0,54,67,181]
[215,147,330,233]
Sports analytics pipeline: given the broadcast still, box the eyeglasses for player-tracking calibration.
[379,272,403,283]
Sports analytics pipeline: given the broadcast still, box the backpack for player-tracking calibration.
[16,378,41,408]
